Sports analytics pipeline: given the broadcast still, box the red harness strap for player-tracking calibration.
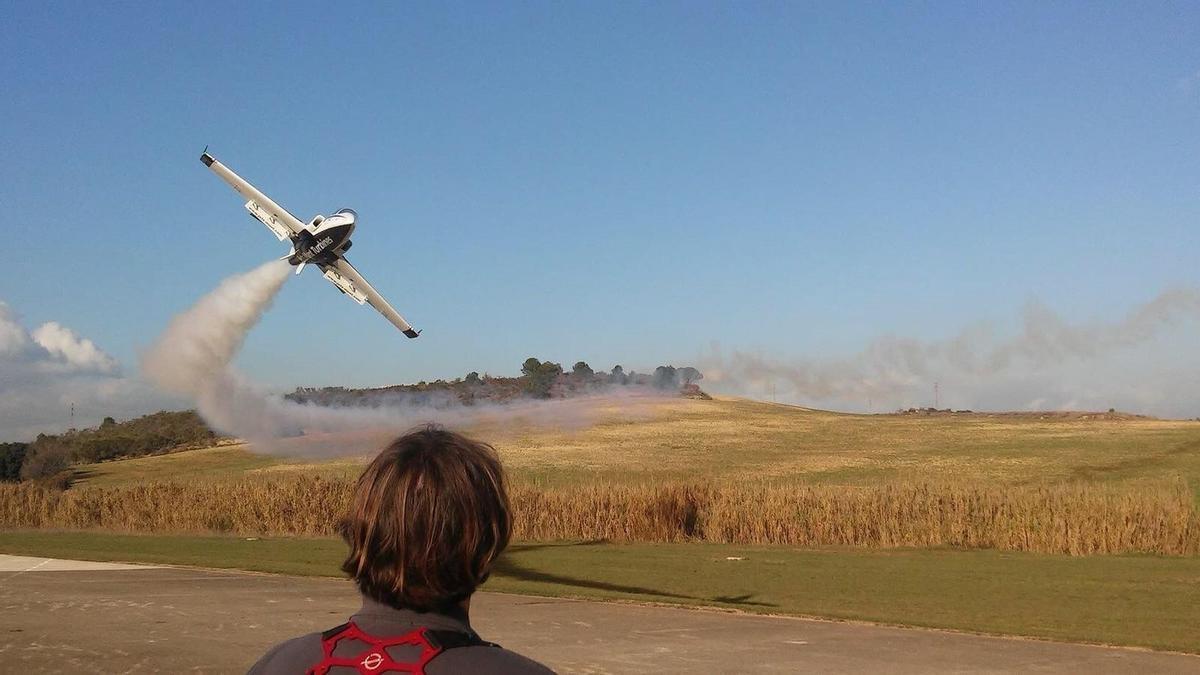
[307,621,495,675]
[307,622,442,675]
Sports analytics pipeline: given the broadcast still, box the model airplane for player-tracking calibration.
[200,150,419,338]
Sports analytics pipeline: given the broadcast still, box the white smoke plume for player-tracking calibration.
[141,260,289,397]
[141,260,396,444]
[142,260,662,456]
[702,288,1200,413]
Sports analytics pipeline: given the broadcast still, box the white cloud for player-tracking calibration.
[31,321,119,374]
[0,303,33,357]
[0,300,176,441]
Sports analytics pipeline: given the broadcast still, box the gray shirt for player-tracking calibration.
[248,596,554,674]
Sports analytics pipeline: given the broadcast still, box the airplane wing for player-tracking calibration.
[321,258,420,338]
[200,151,306,241]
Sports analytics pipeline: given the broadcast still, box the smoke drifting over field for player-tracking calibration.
[141,261,658,455]
[137,258,1200,446]
[703,288,1200,414]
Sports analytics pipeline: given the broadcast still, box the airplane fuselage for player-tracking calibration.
[289,208,356,266]
[200,148,420,337]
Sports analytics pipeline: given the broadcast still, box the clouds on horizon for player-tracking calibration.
[3,281,1199,444]
[0,301,175,441]
[701,288,1200,418]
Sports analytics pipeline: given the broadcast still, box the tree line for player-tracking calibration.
[5,359,706,483]
[288,358,705,405]
[519,359,702,398]
[1,411,217,484]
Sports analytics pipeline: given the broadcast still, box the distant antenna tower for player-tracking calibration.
[70,402,75,425]
[934,382,940,409]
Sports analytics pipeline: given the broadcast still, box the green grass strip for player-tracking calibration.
[2,531,1197,654]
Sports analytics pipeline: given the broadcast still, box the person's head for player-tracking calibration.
[341,425,512,612]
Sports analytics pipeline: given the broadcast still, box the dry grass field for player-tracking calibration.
[5,396,1197,555]
[6,398,1200,650]
[6,476,1195,555]
[73,397,1200,496]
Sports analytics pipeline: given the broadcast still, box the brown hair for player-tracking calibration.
[341,425,512,611]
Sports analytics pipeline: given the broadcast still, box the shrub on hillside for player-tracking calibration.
[9,411,218,469]
[20,438,72,482]
[0,443,28,482]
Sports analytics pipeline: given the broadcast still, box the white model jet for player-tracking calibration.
[200,150,420,338]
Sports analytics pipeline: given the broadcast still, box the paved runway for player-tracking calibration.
[1,555,1196,674]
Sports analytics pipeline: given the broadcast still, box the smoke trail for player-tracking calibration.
[142,260,663,456]
[702,288,1200,408]
[140,260,330,438]
[143,260,290,397]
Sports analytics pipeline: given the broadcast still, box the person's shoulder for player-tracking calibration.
[430,644,556,674]
[245,631,324,675]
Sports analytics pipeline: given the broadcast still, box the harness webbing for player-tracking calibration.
[306,621,493,675]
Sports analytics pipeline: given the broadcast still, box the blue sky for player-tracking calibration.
[2,2,1198,431]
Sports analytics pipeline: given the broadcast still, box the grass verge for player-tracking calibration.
[2,531,1197,653]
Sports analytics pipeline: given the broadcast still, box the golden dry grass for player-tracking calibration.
[75,397,1200,493]
[34,397,1200,556]
[4,476,1196,556]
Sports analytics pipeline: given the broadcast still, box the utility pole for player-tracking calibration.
[70,402,75,426]
[934,382,939,409]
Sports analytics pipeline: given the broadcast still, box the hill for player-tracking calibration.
[6,411,219,484]
[75,397,1200,498]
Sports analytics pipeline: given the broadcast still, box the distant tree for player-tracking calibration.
[0,443,28,482]
[609,365,627,385]
[522,358,543,377]
[521,358,562,398]
[464,371,481,385]
[101,416,117,428]
[572,361,594,378]
[653,365,679,390]
[676,367,703,386]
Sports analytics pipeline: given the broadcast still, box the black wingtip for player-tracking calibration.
[404,329,420,339]
[200,149,214,167]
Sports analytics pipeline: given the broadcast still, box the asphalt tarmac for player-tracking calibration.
[1,555,1196,674]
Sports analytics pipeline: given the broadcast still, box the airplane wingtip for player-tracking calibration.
[404,329,421,339]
